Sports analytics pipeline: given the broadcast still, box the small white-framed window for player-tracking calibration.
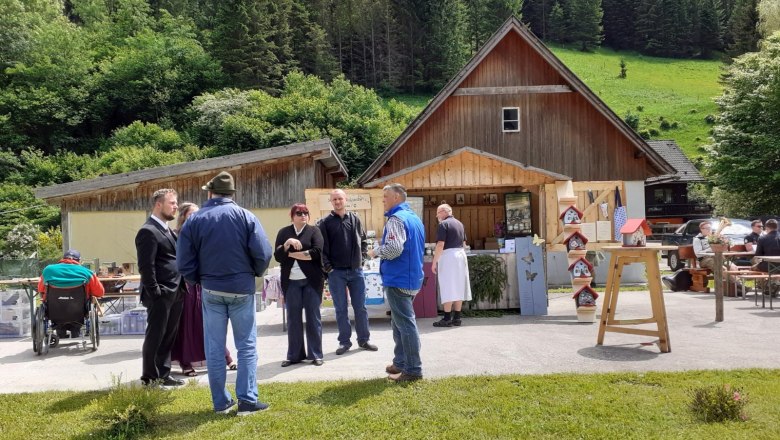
[502,107,520,132]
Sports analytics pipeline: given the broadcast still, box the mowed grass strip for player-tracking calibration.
[385,46,722,159]
[3,369,779,439]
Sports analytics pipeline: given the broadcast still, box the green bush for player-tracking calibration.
[468,254,508,306]
[95,378,173,439]
[660,119,671,130]
[688,383,748,423]
[649,128,660,137]
[704,114,716,124]
[624,111,639,130]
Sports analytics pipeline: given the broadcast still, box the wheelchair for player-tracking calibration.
[33,283,100,355]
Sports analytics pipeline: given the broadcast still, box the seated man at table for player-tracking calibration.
[753,219,780,272]
[37,249,105,338]
[744,220,764,252]
[693,221,745,292]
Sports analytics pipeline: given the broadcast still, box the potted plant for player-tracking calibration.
[467,254,508,308]
[707,234,729,253]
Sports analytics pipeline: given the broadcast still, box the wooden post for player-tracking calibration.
[714,250,724,322]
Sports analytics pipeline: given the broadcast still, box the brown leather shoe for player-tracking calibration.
[391,372,422,383]
[385,364,402,375]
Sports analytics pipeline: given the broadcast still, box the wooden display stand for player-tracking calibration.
[597,245,676,353]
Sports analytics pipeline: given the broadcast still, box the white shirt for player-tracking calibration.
[151,214,170,232]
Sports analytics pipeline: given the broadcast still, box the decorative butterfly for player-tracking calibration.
[532,234,545,246]
[520,252,534,265]
[526,270,538,281]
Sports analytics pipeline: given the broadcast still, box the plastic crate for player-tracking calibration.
[0,305,32,322]
[0,317,31,338]
[99,314,122,335]
[121,308,147,335]
[1,290,30,306]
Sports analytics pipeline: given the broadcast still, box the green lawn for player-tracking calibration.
[3,370,779,439]
[384,46,723,160]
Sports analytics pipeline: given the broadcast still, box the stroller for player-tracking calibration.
[33,283,99,355]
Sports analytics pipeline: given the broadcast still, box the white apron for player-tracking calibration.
[437,248,472,303]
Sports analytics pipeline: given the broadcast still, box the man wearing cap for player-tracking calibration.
[177,171,273,416]
[136,188,185,387]
[37,249,105,338]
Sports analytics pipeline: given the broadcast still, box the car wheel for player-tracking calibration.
[668,251,683,271]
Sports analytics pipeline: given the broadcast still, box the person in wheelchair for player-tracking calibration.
[37,249,105,338]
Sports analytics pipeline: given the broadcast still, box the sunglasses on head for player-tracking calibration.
[295,211,309,216]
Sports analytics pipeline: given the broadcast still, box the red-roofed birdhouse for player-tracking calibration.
[564,231,589,252]
[573,285,599,307]
[559,205,584,225]
[568,258,593,278]
[619,218,651,247]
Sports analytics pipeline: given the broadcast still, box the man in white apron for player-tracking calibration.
[431,204,471,327]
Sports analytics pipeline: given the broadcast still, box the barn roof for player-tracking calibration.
[357,16,674,185]
[645,140,705,185]
[35,139,346,200]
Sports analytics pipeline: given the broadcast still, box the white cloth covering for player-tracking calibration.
[437,248,472,303]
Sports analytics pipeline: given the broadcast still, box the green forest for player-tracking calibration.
[1,0,780,259]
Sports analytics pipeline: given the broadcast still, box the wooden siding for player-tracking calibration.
[377,31,652,182]
[59,157,319,213]
[376,150,561,190]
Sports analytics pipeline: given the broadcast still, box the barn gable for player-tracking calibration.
[358,16,673,186]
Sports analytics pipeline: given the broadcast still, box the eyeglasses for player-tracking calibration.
[294,211,309,217]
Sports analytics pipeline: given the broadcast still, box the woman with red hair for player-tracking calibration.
[274,203,326,367]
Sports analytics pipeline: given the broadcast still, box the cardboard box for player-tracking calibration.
[485,242,501,250]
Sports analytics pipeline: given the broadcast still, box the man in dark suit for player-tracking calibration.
[135,188,185,387]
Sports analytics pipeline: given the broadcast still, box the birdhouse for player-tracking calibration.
[568,258,593,278]
[573,285,599,307]
[564,231,589,252]
[619,218,652,247]
[559,205,584,225]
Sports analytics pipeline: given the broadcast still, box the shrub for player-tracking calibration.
[468,254,508,307]
[689,109,698,114]
[636,105,644,112]
[649,128,660,136]
[659,120,671,130]
[624,111,640,130]
[671,121,679,129]
[639,130,651,139]
[95,377,173,439]
[688,383,748,423]
[704,114,717,124]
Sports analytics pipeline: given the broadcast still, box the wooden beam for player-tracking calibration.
[452,85,571,96]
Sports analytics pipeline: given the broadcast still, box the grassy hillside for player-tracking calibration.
[386,46,723,159]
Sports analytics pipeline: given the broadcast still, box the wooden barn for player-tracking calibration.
[357,16,675,290]
[35,139,347,265]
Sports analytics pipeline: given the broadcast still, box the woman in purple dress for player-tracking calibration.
[171,202,236,376]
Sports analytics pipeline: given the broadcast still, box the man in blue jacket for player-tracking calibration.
[177,171,272,416]
[368,183,425,382]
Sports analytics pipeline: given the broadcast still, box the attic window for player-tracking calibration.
[502,107,520,132]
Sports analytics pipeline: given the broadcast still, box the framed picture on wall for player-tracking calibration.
[489,193,498,204]
[504,192,533,237]
[455,193,465,205]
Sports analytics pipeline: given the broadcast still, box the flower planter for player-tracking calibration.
[576,305,597,323]
[709,243,728,253]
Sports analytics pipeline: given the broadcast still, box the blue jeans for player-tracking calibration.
[284,279,323,361]
[328,268,370,346]
[385,287,422,376]
[202,289,258,410]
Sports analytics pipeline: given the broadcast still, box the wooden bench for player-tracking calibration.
[678,245,711,293]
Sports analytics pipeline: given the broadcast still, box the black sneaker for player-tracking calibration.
[237,400,270,416]
[162,377,185,387]
[358,341,378,351]
[215,399,237,415]
[451,318,462,327]
[336,344,351,355]
[433,318,452,327]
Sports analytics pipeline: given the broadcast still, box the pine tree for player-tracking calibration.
[699,0,723,58]
[602,0,637,50]
[522,0,554,39]
[547,1,566,42]
[726,0,760,57]
[568,0,603,51]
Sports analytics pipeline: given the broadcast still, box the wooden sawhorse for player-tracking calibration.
[597,246,675,353]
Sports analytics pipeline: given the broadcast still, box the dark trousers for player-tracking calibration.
[285,279,323,361]
[142,289,184,381]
